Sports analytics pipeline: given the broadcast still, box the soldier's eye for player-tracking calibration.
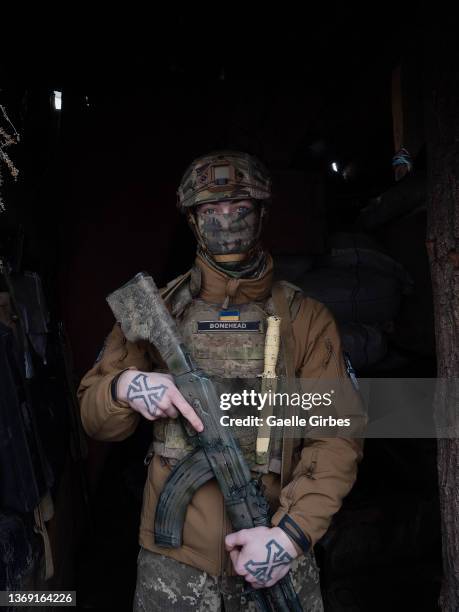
[237,206,249,213]
[204,208,215,215]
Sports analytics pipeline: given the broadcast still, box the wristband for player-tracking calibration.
[110,369,130,403]
[277,514,311,555]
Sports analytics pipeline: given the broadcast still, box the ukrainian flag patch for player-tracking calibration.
[219,309,240,321]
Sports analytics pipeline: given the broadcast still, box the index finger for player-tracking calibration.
[229,549,239,567]
[171,388,204,432]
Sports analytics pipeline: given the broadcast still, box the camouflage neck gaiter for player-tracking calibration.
[200,247,267,279]
[195,205,264,278]
[196,206,260,258]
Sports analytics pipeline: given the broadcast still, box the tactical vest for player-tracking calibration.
[151,274,303,475]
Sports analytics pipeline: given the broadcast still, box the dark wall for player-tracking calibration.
[56,77,393,376]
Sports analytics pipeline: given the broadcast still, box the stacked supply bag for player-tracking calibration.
[274,232,414,372]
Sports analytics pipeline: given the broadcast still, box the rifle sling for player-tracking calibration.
[271,282,296,488]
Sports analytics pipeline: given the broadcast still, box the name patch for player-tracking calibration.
[197,321,261,333]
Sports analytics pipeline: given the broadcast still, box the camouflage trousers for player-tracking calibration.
[133,547,324,612]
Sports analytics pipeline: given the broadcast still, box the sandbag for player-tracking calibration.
[297,267,404,324]
[273,237,413,325]
[339,323,387,371]
[273,254,314,283]
[328,231,382,251]
[317,248,413,295]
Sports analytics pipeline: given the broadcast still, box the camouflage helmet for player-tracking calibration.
[177,150,271,211]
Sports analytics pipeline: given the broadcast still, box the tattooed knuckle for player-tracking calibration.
[242,539,292,585]
[126,373,169,419]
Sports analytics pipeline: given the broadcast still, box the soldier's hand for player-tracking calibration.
[225,526,297,588]
[117,370,204,432]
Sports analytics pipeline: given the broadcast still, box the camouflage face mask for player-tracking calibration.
[195,205,260,255]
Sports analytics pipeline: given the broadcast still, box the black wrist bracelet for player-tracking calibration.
[110,369,129,403]
[277,514,311,555]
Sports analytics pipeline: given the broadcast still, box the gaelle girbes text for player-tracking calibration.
[219,389,351,428]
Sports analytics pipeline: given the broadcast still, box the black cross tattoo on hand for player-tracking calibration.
[127,374,167,416]
[244,540,292,584]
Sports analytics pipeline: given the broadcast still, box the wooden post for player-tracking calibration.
[424,25,459,612]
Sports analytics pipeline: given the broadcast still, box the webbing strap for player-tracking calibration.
[271,282,296,487]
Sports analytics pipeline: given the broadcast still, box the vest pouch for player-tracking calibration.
[152,418,193,461]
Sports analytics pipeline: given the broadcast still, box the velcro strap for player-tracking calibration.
[152,441,189,460]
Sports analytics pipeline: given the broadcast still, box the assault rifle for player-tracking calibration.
[107,272,302,612]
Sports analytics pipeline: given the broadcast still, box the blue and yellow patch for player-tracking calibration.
[219,309,240,321]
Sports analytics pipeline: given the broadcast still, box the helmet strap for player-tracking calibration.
[186,210,208,253]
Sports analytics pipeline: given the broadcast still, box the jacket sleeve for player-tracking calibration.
[77,322,159,441]
[271,298,365,552]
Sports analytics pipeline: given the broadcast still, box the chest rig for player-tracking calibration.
[151,274,302,475]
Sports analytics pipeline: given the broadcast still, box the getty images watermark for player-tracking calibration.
[218,388,353,428]
[214,378,459,439]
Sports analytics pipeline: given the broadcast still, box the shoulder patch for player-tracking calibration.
[343,351,359,390]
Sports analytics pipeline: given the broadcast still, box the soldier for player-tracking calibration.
[78,151,363,611]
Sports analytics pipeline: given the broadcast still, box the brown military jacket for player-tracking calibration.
[78,254,363,576]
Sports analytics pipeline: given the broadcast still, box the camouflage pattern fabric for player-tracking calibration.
[133,548,324,612]
[177,151,271,210]
[196,206,261,256]
[152,298,284,473]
